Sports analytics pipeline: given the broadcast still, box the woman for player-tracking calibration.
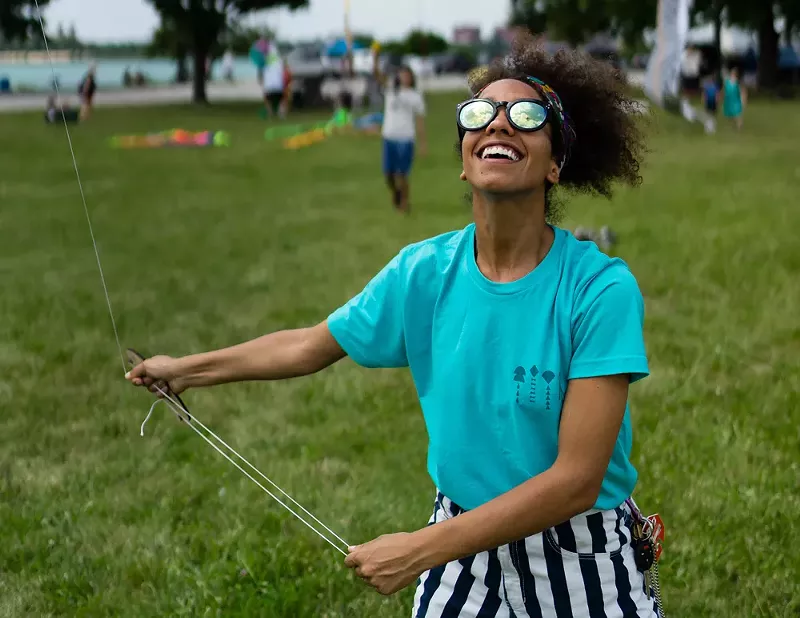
[127,37,658,617]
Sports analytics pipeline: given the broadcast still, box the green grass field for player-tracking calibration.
[1,91,798,618]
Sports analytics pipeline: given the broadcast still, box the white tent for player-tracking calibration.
[685,23,755,55]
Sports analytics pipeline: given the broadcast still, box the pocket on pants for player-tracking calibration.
[543,507,631,560]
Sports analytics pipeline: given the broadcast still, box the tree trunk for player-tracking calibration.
[191,45,208,104]
[176,51,189,84]
[756,8,779,90]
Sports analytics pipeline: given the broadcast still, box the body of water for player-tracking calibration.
[0,56,260,92]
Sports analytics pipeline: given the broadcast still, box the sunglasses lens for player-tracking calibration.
[510,101,548,130]
[459,100,495,130]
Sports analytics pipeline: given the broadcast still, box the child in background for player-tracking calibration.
[44,94,79,124]
[701,75,719,134]
[78,63,97,121]
[332,91,354,128]
[723,67,746,131]
[280,61,293,118]
[261,50,285,120]
[372,46,427,214]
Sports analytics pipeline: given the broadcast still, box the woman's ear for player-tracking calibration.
[546,161,560,185]
[460,171,467,181]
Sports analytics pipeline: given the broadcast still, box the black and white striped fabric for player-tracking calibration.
[412,492,661,618]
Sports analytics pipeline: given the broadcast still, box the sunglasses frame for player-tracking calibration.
[456,98,553,140]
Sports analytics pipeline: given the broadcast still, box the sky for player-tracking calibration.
[45,0,513,44]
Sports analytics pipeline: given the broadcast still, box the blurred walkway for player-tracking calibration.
[0,74,469,113]
[0,71,645,114]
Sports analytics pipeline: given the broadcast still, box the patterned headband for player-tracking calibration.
[524,76,576,172]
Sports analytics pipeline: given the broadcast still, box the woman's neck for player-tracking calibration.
[471,190,554,283]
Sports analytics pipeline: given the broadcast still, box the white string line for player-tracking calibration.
[152,386,349,555]
[148,386,351,551]
[141,398,166,436]
[31,0,350,557]
[32,0,126,376]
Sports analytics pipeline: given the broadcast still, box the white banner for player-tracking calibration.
[644,0,693,108]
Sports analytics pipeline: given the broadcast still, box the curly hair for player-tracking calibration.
[461,34,646,221]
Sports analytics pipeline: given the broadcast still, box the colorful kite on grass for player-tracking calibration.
[110,129,231,149]
[263,107,384,151]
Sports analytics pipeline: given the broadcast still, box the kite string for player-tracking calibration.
[31,0,350,557]
[153,388,348,556]
[146,386,350,552]
[32,0,126,376]
[140,398,166,437]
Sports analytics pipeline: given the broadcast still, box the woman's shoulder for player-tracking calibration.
[392,225,472,278]
[556,227,642,299]
[401,225,470,260]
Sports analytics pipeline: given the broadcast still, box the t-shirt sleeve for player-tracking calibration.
[414,92,426,116]
[568,263,649,383]
[326,252,408,369]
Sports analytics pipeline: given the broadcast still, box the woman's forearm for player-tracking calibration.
[414,464,597,571]
[174,326,342,389]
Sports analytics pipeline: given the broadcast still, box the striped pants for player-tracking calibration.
[412,492,661,618]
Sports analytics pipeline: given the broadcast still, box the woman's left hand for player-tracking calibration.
[344,532,427,595]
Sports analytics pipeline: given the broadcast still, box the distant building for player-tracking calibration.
[494,27,517,44]
[453,26,481,46]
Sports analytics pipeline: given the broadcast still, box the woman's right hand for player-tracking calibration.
[125,355,188,396]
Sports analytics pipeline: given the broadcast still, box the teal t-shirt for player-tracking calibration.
[327,223,649,511]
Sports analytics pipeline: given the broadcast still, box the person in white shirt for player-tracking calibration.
[261,51,285,119]
[680,45,701,95]
[377,61,428,213]
[222,50,235,82]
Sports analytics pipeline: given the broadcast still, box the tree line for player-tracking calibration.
[511,0,799,89]
[0,0,455,102]
[2,0,797,102]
